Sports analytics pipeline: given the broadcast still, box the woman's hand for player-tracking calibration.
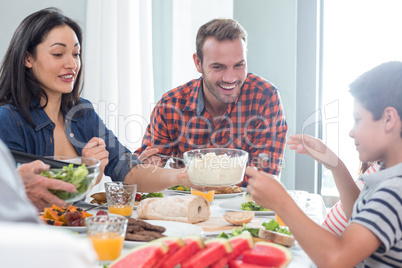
[17,160,76,211]
[287,134,340,170]
[82,137,109,184]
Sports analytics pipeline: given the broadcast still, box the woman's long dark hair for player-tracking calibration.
[0,7,84,126]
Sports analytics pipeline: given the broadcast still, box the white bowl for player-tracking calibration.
[42,156,100,203]
[183,148,248,187]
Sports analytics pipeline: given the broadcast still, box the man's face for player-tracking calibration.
[194,37,247,105]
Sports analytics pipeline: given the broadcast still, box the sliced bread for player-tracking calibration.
[223,211,255,225]
[258,227,295,247]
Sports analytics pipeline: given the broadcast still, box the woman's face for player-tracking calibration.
[25,25,81,100]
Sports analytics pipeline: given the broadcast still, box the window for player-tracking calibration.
[321,0,402,201]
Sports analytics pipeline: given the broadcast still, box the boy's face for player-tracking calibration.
[349,100,385,163]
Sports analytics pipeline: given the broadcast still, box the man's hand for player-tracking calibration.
[82,137,109,184]
[17,160,76,211]
[138,147,164,167]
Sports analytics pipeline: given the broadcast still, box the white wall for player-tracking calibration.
[0,1,87,61]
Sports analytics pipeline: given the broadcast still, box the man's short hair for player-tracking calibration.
[349,61,402,120]
[196,18,247,64]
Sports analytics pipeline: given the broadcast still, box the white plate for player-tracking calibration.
[81,201,138,210]
[166,189,191,195]
[219,197,275,215]
[124,220,203,248]
[167,188,246,199]
[48,225,87,233]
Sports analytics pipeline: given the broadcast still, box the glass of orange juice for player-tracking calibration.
[191,188,215,203]
[85,215,128,263]
[105,182,137,217]
[275,213,286,226]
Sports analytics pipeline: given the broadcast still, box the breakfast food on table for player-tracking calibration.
[40,164,94,202]
[137,195,210,224]
[90,191,163,206]
[223,211,255,225]
[241,201,271,211]
[218,219,294,247]
[168,185,191,191]
[125,218,166,242]
[110,232,292,268]
[258,219,295,247]
[39,204,92,227]
[169,185,243,195]
[90,192,107,204]
[184,149,248,186]
[215,185,242,194]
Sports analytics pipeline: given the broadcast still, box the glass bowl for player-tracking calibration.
[41,156,101,203]
[183,148,248,187]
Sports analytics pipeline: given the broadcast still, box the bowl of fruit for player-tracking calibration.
[40,156,100,203]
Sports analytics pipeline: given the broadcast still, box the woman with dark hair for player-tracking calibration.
[0,8,193,210]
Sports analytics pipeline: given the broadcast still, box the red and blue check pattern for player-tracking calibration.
[136,73,288,186]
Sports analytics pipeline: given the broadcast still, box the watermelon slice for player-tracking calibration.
[109,241,168,268]
[153,237,185,268]
[181,238,233,268]
[229,259,276,268]
[242,241,292,268]
[210,233,254,268]
[161,235,205,268]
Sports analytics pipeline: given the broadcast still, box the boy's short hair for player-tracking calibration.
[195,18,247,64]
[349,61,402,120]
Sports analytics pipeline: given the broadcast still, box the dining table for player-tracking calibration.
[76,188,326,268]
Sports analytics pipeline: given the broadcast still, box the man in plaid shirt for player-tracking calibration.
[136,18,288,186]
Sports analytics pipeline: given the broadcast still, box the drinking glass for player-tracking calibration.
[105,182,137,217]
[85,215,128,263]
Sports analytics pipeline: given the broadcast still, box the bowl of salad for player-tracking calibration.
[40,156,101,203]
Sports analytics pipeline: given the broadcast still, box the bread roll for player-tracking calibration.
[223,211,255,225]
[258,227,295,247]
[137,195,210,224]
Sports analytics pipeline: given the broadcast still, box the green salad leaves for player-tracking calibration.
[168,185,191,191]
[241,201,270,211]
[41,164,90,200]
[217,219,292,239]
[262,219,292,235]
[141,192,163,200]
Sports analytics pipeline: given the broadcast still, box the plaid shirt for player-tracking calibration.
[136,73,288,185]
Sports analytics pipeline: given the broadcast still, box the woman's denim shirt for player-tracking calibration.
[0,98,140,182]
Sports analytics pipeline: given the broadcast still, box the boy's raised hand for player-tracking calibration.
[246,167,288,211]
[287,134,340,169]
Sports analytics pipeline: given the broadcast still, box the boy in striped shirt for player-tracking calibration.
[246,61,402,267]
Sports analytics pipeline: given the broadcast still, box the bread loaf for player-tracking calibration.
[258,227,295,247]
[137,195,210,224]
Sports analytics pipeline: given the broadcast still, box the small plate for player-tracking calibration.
[219,197,275,215]
[124,220,203,248]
